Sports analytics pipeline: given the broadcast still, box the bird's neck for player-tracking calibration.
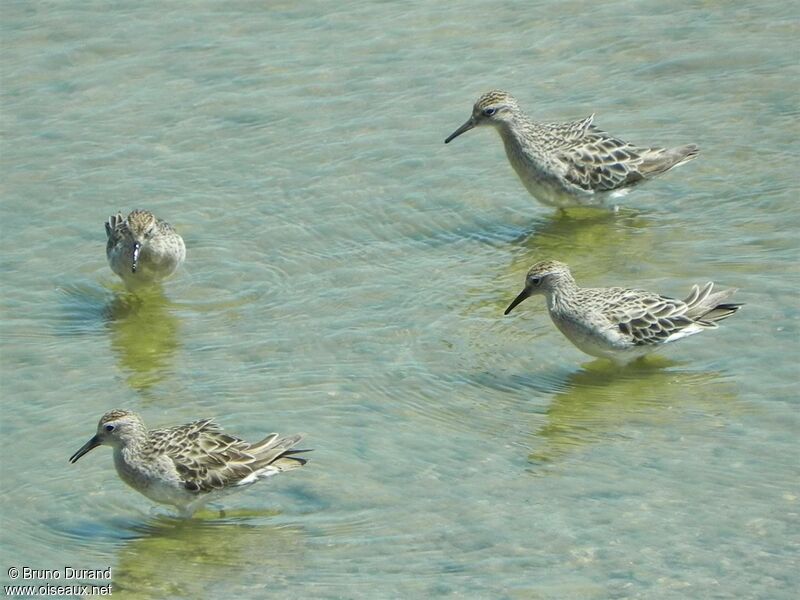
[113,436,146,467]
[495,114,545,163]
[545,280,580,315]
[113,446,155,493]
[496,111,535,139]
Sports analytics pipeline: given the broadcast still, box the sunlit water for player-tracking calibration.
[1,1,798,598]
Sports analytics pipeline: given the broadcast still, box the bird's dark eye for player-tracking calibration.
[104,424,115,432]
[482,107,496,117]
[531,277,542,286]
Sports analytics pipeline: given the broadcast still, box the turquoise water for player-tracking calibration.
[1,1,798,598]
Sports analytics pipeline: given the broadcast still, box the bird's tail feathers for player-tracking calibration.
[699,303,743,325]
[105,213,124,239]
[250,433,311,474]
[683,282,741,325]
[640,144,699,176]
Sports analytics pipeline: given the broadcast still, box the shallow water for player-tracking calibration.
[1,1,798,598]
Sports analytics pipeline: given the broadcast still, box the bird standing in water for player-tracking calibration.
[70,409,310,517]
[105,209,185,287]
[445,90,699,209]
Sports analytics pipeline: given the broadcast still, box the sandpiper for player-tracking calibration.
[105,210,186,287]
[70,410,310,517]
[504,260,741,364]
[445,90,699,208]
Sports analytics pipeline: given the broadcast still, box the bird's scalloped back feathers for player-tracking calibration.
[146,419,222,455]
[606,281,740,347]
[541,114,595,141]
[145,424,308,493]
[601,291,701,347]
[552,124,698,194]
[558,132,650,192]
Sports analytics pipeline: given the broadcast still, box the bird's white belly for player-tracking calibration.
[516,166,594,208]
[503,144,599,208]
[114,451,191,508]
[139,479,195,508]
[138,250,181,279]
[549,312,651,363]
[109,244,182,284]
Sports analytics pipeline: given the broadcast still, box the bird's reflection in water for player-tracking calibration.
[463,208,657,315]
[508,206,655,276]
[108,512,306,599]
[526,358,735,467]
[104,286,181,392]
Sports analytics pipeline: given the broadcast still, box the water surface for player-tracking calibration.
[1,1,798,598]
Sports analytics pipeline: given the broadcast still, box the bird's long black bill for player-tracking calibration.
[504,287,532,315]
[444,119,475,143]
[69,435,101,463]
[131,241,142,273]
